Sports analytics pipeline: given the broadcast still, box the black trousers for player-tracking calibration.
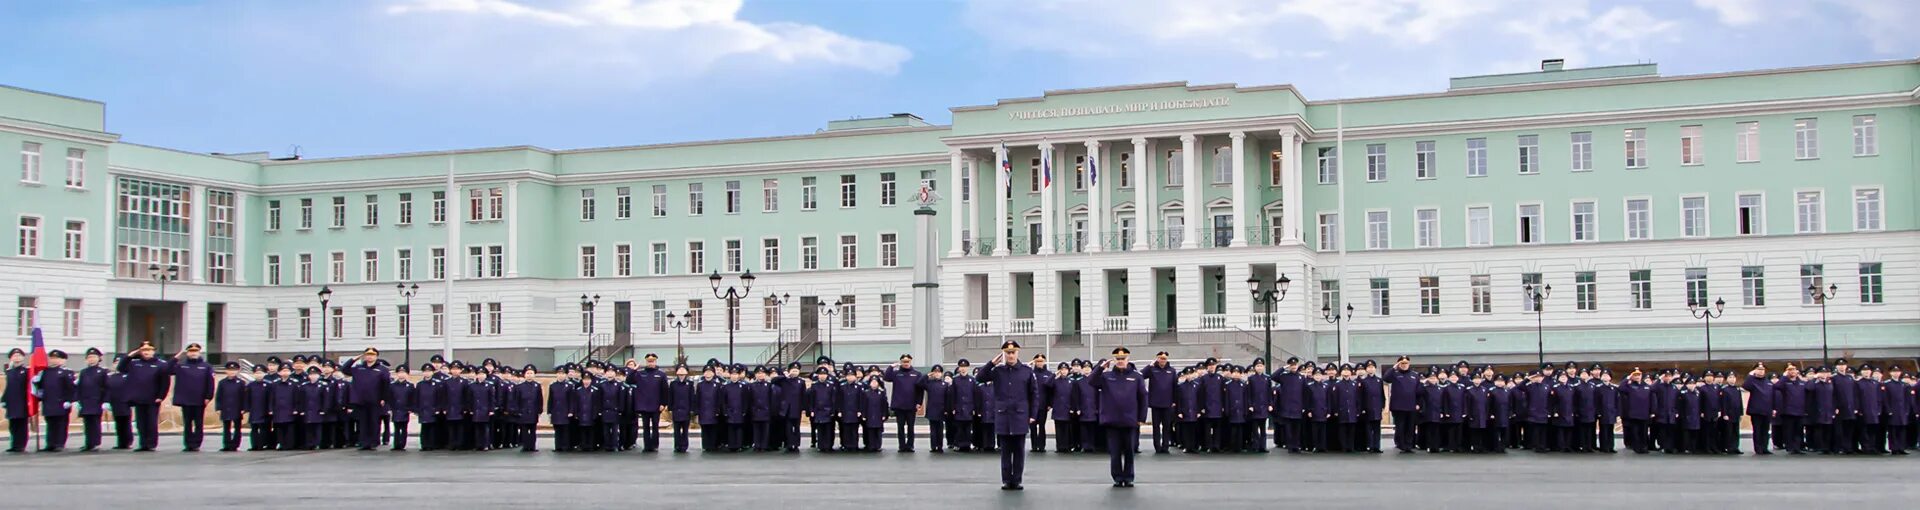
[132,403,160,450]
[621,412,637,449]
[81,414,103,450]
[672,420,691,452]
[394,420,411,450]
[1886,424,1907,453]
[220,419,242,451]
[1079,420,1100,451]
[1280,417,1302,451]
[273,421,295,449]
[1834,419,1854,453]
[894,409,918,451]
[601,422,618,452]
[1107,426,1137,483]
[1053,419,1076,451]
[112,411,133,448]
[725,421,746,450]
[1252,418,1270,451]
[951,419,973,450]
[700,422,721,451]
[1777,415,1802,452]
[1624,418,1648,452]
[1363,418,1382,452]
[838,422,860,451]
[1599,419,1618,452]
[177,405,206,450]
[998,434,1026,487]
[811,420,833,451]
[1392,411,1416,451]
[864,426,882,451]
[248,422,269,450]
[638,412,662,451]
[751,420,771,451]
[353,404,381,449]
[302,422,322,449]
[1148,407,1172,452]
[1028,416,1046,451]
[928,419,946,451]
[1573,420,1595,452]
[784,418,801,450]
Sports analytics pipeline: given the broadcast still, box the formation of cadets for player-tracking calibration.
[7,343,1918,469]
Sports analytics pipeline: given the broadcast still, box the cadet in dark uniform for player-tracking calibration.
[32,349,78,451]
[75,348,110,451]
[417,364,447,451]
[213,361,247,451]
[1885,366,1910,454]
[882,355,925,452]
[668,365,695,452]
[631,354,669,452]
[297,366,328,449]
[1074,361,1101,453]
[510,365,539,452]
[1274,359,1305,453]
[388,364,416,451]
[949,359,977,451]
[921,365,951,453]
[835,367,864,452]
[1383,357,1419,453]
[1357,361,1384,453]
[1090,347,1147,487]
[862,372,888,451]
[1048,364,1077,452]
[167,343,216,452]
[269,365,299,450]
[804,365,836,451]
[108,354,134,450]
[774,362,805,452]
[116,342,175,452]
[694,364,723,452]
[244,365,272,451]
[979,340,1039,491]
[340,347,392,451]
[748,366,778,451]
[3,349,28,453]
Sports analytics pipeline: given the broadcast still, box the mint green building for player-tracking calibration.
[4,58,1915,368]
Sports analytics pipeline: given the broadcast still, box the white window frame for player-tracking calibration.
[801,177,818,211]
[397,192,414,225]
[1735,192,1765,236]
[64,148,85,189]
[879,232,898,268]
[615,243,632,277]
[1680,194,1709,238]
[1795,189,1824,234]
[266,254,282,286]
[329,251,347,284]
[578,244,598,278]
[880,294,898,328]
[1794,118,1819,160]
[1735,122,1760,163]
[1741,266,1765,307]
[267,200,282,232]
[687,240,705,275]
[1516,135,1538,174]
[652,185,668,217]
[762,179,779,213]
[580,188,597,221]
[20,142,42,184]
[760,237,781,272]
[840,174,858,208]
[1465,205,1491,247]
[1315,147,1336,185]
[1364,210,1390,250]
[649,242,668,276]
[361,249,379,283]
[1570,200,1596,243]
[1414,208,1439,248]
[615,187,632,220]
[1624,128,1647,169]
[724,238,743,273]
[1679,125,1703,166]
[1469,274,1492,314]
[1516,202,1543,245]
[1365,143,1387,182]
[688,183,705,216]
[800,236,819,271]
[363,194,380,227]
[1569,132,1593,172]
[61,219,84,260]
[1624,197,1652,241]
[396,248,413,281]
[1316,212,1339,251]
[1464,138,1487,177]
[839,234,859,269]
[1852,115,1877,157]
[725,180,742,214]
[1852,186,1883,232]
[880,172,897,206]
[1414,141,1436,179]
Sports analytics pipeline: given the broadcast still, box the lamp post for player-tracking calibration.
[580,294,601,361]
[1689,297,1726,370]
[768,293,792,364]
[709,270,756,365]
[317,286,334,362]
[821,299,842,360]
[1321,302,1354,364]
[665,311,690,366]
[1246,273,1292,365]
[1808,283,1838,361]
[396,283,418,369]
[148,264,179,351]
[1524,283,1552,367]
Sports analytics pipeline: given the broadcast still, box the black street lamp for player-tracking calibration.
[148,263,179,351]
[1321,302,1354,364]
[580,294,601,361]
[1808,283,1838,361]
[1689,297,1727,370]
[768,293,792,364]
[821,299,843,360]
[318,286,334,361]
[1246,273,1292,365]
[397,283,418,369]
[1525,283,1552,367]
[709,270,756,365]
[665,310,690,366]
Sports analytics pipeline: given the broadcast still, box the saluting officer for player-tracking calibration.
[980,340,1039,491]
[116,342,174,452]
[631,354,669,452]
[1090,347,1147,487]
[341,347,392,451]
[883,354,925,452]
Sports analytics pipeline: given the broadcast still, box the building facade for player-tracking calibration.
[4,59,1916,368]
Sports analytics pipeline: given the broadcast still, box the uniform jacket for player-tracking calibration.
[268,378,299,423]
[246,377,273,424]
[920,378,951,420]
[340,359,391,407]
[977,361,1040,436]
[628,367,669,412]
[882,366,925,411]
[667,379,695,423]
[949,374,978,418]
[388,380,416,422]
[1384,367,1420,412]
[114,355,172,405]
[214,376,247,422]
[168,357,216,407]
[1089,364,1147,427]
[1143,363,1177,409]
[33,366,78,417]
[77,365,110,416]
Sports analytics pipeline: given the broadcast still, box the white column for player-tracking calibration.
[234,192,248,285]
[993,146,1010,258]
[1086,140,1104,253]
[947,150,965,257]
[1038,143,1055,255]
[1180,134,1200,249]
[1127,266,1154,333]
[1225,263,1252,329]
[1082,269,1106,331]
[1034,270,1058,335]
[1175,265,1201,331]
[1229,131,1249,247]
[1280,128,1303,244]
[1131,137,1151,251]
[967,157,981,255]
[506,180,520,277]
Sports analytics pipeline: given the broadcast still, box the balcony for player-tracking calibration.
[1198,313,1229,330]
[1249,312,1274,329]
[1102,316,1130,332]
[964,319,990,334]
[1009,318,1036,334]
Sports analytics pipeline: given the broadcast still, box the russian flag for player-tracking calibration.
[1041,146,1053,189]
[1088,151,1099,186]
[998,142,1012,191]
[26,328,47,418]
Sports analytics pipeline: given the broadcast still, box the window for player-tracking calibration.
[1741,266,1765,307]
[398,192,413,225]
[1415,141,1436,179]
[1365,144,1387,182]
[397,249,413,281]
[1684,268,1708,308]
[265,309,279,341]
[362,250,379,282]
[266,254,282,286]
[329,307,344,339]
[59,299,80,337]
[649,242,667,276]
[331,196,347,228]
[61,220,83,260]
[1570,132,1593,171]
[1681,196,1707,238]
[1521,273,1542,312]
[724,239,742,272]
[652,185,668,217]
[650,301,666,333]
[364,307,378,338]
[1470,275,1491,314]
[762,179,779,212]
[614,244,632,277]
[19,142,41,183]
[1165,150,1184,187]
[1794,118,1818,159]
[724,180,742,214]
[297,308,312,340]
[297,253,313,285]
[1853,188,1882,231]
[838,296,857,329]
[468,303,483,335]
[688,183,705,215]
[1624,128,1647,168]
[431,191,447,224]
[1625,199,1651,240]
[1853,115,1877,156]
[1679,125,1703,165]
[1735,122,1759,162]
[1517,135,1539,174]
[880,172,896,206]
[687,241,705,274]
[267,200,282,231]
[1418,277,1440,315]
[1316,147,1337,184]
[579,301,593,334]
[299,198,314,229]
[1517,204,1542,244]
[580,189,597,220]
[1030,157,1044,191]
[430,248,445,280]
[963,161,976,201]
[1414,208,1439,248]
[1212,147,1233,184]
[1736,194,1764,235]
[1630,270,1652,310]
[397,304,411,338]
[486,302,502,336]
[363,194,380,226]
[757,296,782,331]
[880,294,898,328]
[920,169,936,196]
[1575,271,1597,311]
[1571,201,1596,242]
[1801,264,1824,305]
[800,237,818,270]
[687,300,704,332]
[1465,138,1487,177]
[487,188,504,220]
[1369,278,1390,316]
[1365,211,1389,250]
[614,187,632,219]
[579,245,597,278]
[330,251,346,284]
[1121,152,1134,188]
[485,245,504,278]
[1795,191,1823,233]
[1317,212,1339,251]
[430,304,445,337]
[761,238,780,272]
[839,175,857,208]
[1319,280,1340,311]
[1858,262,1883,304]
[879,233,898,267]
[1467,206,1491,247]
[801,177,818,210]
[839,234,858,269]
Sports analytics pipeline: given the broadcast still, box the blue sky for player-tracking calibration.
[2,0,1914,158]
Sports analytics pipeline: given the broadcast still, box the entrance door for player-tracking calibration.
[1164,295,1177,330]
[613,301,632,359]
[800,296,820,355]
[205,303,226,364]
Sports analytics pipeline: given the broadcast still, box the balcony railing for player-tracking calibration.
[1243,227,1273,247]
[1249,312,1274,329]
[964,319,990,334]
[1199,313,1229,330]
[1009,318,1036,334]
[1147,229,1183,250]
[1102,316,1130,332]
[976,236,996,256]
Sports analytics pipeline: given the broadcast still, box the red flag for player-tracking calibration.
[26,328,47,418]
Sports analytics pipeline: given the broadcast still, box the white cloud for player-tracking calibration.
[1827,0,1920,54]
[1692,0,1763,26]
